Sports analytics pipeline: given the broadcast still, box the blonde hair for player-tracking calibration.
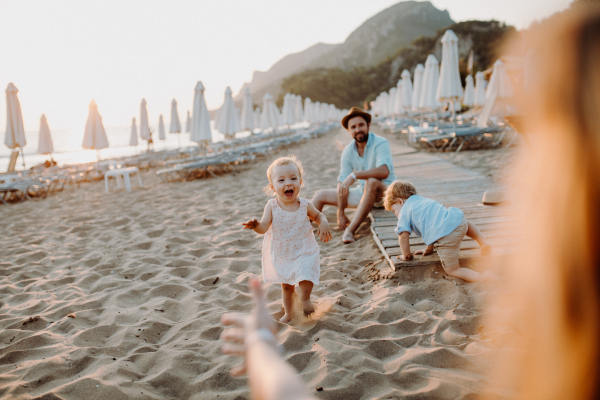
[383,180,417,210]
[486,6,600,399]
[263,155,305,196]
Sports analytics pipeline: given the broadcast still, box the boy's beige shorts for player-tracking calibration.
[434,217,468,270]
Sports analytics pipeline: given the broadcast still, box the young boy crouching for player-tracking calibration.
[384,180,498,283]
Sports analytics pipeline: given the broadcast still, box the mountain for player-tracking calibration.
[233,43,339,107]
[234,1,453,106]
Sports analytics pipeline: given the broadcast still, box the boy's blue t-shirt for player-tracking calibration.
[394,195,464,245]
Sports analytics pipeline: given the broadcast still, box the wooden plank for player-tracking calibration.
[374,220,515,238]
[381,232,521,248]
[368,214,396,271]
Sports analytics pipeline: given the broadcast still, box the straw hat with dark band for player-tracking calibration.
[341,106,372,129]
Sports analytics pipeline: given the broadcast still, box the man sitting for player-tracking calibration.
[312,107,397,243]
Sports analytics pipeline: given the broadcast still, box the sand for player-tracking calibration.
[0,128,507,399]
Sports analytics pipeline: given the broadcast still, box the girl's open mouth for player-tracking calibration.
[284,189,294,197]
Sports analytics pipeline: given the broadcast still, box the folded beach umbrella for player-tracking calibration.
[129,117,139,146]
[295,95,304,123]
[170,99,182,133]
[139,98,151,141]
[253,107,261,130]
[82,100,109,150]
[463,75,475,107]
[411,64,425,112]
[419,55,441,111]
[303,97,313,124]
[474,72,486,107]
[282,93,295,126]
[261,93,278,130]
[240,87,255,131]
[38,114,53,155]
[486,59,514,101]
[4,83,26,167]
[158,114,166,140]
[185,111,191,133]
[215,86,240,139]
[328,104,336,122]
[190,81,213,144]
[400,69,413,112]
[379,92,390,117]
[320,103,329,123]
[312,101,321,123]
[388,87,398,116]
[437,30,463,119]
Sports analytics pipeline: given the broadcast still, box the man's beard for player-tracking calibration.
[355,131,368,143]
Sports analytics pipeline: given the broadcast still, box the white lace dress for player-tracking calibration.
[262,197,320,285]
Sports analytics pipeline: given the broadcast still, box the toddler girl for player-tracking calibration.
[243,156,331,323]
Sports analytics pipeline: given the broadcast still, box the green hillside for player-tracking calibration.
[278,20,516,109]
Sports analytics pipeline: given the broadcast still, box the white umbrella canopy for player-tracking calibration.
[253,107,261,130]
[312,101,321,123]
[411,64,425,112]
[261,93,278,130]
[158,114,166,140]
[129,117,138,146]
[400,69,413,112]
[216,86,240,139]
[320,103,329,123]
[82,100,109,150]
[474,71,486,107]
[486,59,514,100]
[436,30,463,104]
[38,114,53,155]
[185,111,191,133]
[463,75,475,107]
[191,81,213,144]
[419,54,441,110]
[282,93,295,125]
[4,83,26,152]
[240,87,255,131]
[304,97,313,123]
[295,95,304,123]
[170,99,182,133]
[139,98,151,141]
[388,87,398,115]
[380,92,390,117]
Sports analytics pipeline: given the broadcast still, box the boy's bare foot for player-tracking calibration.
[342,229,355,244]
[279,314,292,323]
[302,300,315,316]
[480,242,492,255]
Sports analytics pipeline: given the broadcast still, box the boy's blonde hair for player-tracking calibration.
[264,155,305,196]
[383,180,417,210]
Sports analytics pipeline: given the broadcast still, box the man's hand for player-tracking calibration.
[242,218,260,230]
[337,174,356,198]
[317,220,332,243]
[336,210,350,231]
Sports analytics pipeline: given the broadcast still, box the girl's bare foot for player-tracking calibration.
[279,313,292,323]
[302,300,315,316]
[480,242,492,255]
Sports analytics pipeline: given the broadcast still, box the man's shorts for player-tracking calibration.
[347,186,385,209]
[434,217,468,271]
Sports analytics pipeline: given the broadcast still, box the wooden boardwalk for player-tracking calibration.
[369,140,516,271]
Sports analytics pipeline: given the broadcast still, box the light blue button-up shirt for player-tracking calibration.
[394,195,464,245]
[338,132,397,189]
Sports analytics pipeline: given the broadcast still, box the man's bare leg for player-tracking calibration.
[312,187,351,231]
[343,178,386,244]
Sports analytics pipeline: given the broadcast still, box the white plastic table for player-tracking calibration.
[104,167,143,193]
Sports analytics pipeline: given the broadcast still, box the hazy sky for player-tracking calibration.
[0,0,570,133]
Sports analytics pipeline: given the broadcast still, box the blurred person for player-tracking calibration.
[488,5,600,399]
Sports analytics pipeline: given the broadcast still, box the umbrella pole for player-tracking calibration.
[452,100,456,131]
[20,146,26,169]
[96,149,101,162]
[178,133,181,148]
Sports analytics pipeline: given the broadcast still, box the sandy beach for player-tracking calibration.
[0,127,511,399]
